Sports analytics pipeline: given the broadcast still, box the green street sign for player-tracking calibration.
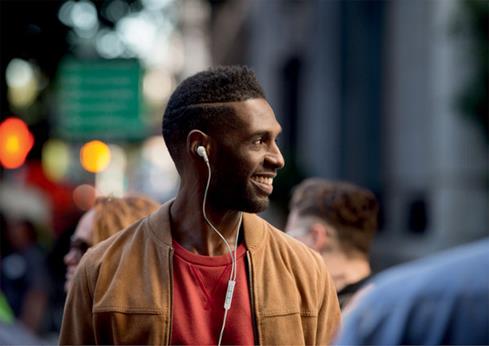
[55,58,147,141]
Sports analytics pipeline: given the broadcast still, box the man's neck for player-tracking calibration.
[170,191,242,256]
[323,253,371,292]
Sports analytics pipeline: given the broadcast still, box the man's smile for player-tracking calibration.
[251,174,274,194]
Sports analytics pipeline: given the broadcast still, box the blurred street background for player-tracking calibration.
[0,0,487,342]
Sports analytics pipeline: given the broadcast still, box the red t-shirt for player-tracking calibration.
[171,240,255,345]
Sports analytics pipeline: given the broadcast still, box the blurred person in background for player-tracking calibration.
[1,212,42,343]
[64,195,160,292]
[60,66,340,345]
[286,178,379,309]
[0,218,50,335]
[335,237,489,345]
[0,289,44,344]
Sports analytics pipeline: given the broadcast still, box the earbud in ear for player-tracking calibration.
[196,146,209,163]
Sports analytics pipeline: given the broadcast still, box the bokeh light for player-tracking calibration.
[141,0,173,11]
[6,59,34,88]
[6,59,39,108]
[95,28,125,58]
[58,1,76,26]
[143,69,174,106]
[42,139,71,182]
[80,140,111,173]
[101,0,130,23]
[116,12,158,59]
[59,0,99,39]
[95,144,127,197]
[141,136,179,200]
[0,118,34,169]
[71,1,98,32]
[72,184,97,211]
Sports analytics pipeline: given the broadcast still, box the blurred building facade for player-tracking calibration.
[209,0,488,269]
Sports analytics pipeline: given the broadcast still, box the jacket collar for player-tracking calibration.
[147,200,174,247]
[147,199,267,253]
[242,212,267,252]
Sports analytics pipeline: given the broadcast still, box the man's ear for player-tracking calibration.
[187,130,210,159]
[309,222,333,252]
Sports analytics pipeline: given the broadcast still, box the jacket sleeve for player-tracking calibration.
[317,258,341,345]
[59,256,96,345]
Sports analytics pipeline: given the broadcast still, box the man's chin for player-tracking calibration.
[210,192,270,213]
[240,197,269,213]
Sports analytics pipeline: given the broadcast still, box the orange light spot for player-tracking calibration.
[0,117,34,169]
[80,140,111,173]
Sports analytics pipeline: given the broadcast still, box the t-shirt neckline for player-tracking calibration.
[172,240,247,267]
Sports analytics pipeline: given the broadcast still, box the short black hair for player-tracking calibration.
[290,178,379,256]
[162,65,266,171]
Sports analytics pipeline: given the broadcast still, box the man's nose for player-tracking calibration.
[266,142,285,169]
[64,249,78,266]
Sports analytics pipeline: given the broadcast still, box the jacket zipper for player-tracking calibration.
[246,251,260,345]
[165,248,174,345]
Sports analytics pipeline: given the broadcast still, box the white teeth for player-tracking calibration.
[253,176,273,185]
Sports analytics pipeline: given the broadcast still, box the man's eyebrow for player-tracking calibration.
[249,131,271,138]
[268,126,283,137]
[248,129,282,141]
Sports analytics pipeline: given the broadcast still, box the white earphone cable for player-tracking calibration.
[201,157,242,346]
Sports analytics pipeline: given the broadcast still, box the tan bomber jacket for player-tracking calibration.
[59,201,341,345]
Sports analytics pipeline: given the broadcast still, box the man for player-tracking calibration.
[286,178,378,309]
[335,238,489,345]
[64,196,159,292]
[60,66,340,345]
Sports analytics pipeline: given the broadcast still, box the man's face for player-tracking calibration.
[285,211,316,248]
[208,98,285,213]
[64,209,94,292]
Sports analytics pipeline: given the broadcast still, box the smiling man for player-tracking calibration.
[60,66,340,345]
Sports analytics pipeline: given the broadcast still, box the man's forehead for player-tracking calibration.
[227,98,281,132]
[73,209,95,241]
[229,98,272,114]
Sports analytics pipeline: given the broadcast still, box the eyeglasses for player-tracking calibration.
[69,238,91,259]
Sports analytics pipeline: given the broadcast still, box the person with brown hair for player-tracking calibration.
[286,178,379,309]
[64,195,159,292]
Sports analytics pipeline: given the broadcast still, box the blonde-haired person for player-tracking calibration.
[64,195,159,292]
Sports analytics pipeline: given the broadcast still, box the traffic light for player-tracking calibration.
[0,117,34,169]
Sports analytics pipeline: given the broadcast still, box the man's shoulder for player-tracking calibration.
[373,238,489,297]
[337,239,489,345]
[73,207,173,311]
[249,214,326,271]
[82,202,172,268]
[269,222,322,257]
[79,215,150,271]
[345,238,489,318]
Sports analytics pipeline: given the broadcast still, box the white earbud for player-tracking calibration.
[196,146,209,163]
[195,142,241,346]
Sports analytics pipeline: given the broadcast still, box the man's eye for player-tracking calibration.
[253,138,264,145]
